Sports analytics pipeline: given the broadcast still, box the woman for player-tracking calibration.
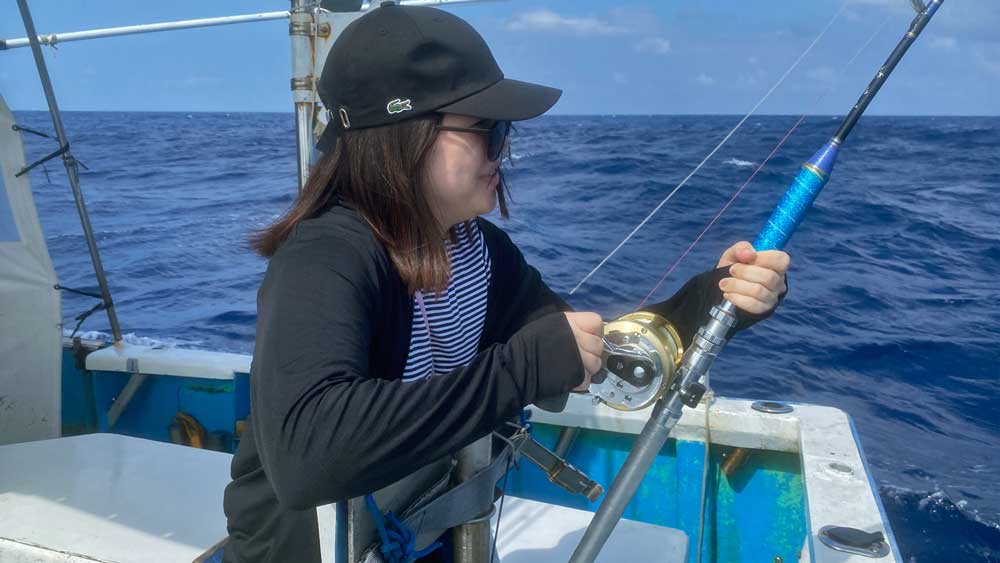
[223,3,789,562]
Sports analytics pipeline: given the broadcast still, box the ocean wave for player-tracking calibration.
[723,157,756,168]
[63,329,205,349]
[880,485,1000,562]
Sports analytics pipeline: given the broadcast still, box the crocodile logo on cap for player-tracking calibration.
[386,98,413,115]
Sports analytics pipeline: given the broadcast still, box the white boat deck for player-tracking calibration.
[0,434,231,562]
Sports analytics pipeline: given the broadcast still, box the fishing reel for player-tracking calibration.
[589,312,684,411]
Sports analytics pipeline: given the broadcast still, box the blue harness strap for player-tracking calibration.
[365,493,443,563]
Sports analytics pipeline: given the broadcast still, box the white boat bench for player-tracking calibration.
[0,434,232,562]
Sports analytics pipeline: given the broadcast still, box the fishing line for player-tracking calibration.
[568,0,850,296]
[695,389,714,563]
[636,12,892,309]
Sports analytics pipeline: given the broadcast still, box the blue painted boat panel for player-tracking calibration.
[61,346,244,450]
[91,370,236,445]
[507,423,806,563]
[61,347,97,435]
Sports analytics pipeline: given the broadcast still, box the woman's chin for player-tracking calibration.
[481,194,498,216]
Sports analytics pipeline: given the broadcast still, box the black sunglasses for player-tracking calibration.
[434,118,511,162]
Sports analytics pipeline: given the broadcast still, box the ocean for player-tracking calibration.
[14,111,999,562]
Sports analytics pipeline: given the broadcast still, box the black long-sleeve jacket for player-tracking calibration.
[222,203,784,562]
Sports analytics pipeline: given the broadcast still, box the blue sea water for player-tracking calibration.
[14,111,1000,562]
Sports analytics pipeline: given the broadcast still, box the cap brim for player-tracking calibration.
[436,78,561,121]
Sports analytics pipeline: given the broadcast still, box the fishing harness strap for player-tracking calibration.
[359,415,601,563]
[359,440,516,563]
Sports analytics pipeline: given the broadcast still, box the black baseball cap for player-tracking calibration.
[315,0,561,152]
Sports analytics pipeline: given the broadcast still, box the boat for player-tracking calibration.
[1,1,941,561]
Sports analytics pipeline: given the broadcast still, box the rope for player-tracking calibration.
[55,283,103,299]
[67,301,107,341]
[12,124,51,138]
[56,284,110,340]
[568,0,850,296]
[364,493,443,563]
[636,13,892,309]
[16,142,68,178]
[490,409,528,563]
[489,453,514,563]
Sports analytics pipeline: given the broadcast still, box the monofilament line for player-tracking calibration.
[635,12,892,309]
[568,0,849,296]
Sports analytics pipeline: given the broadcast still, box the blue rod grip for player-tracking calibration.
[752,140,839,251]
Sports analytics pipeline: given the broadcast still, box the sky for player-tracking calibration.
[1,0,997,116]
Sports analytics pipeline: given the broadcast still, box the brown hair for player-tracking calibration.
[249,113,511,294]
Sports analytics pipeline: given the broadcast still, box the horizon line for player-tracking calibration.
[9,109,1000,118]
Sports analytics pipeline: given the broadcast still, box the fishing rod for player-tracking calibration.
[571,1,943,561]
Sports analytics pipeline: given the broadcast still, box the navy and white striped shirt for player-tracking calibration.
[402,221,492,382]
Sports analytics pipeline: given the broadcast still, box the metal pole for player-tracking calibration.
[0,1,503,51]
[362,0,504,7]
[15,0,122,345]
[1,11,290,50]
[290,0,317,192]
[453,436,493,563]
[553,426,579,458]
[106,373,149,428]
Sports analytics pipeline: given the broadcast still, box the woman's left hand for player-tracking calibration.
[716,241,790,315]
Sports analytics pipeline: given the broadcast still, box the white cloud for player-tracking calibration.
[607,6,663,35]
[634,37,671,55]
[504,9,628,36]
[806,66,837,84]
[930,37,959,51]
[844,9,864,22]
[696,73,715,86]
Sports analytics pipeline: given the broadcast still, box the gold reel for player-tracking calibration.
[589,312,684,411]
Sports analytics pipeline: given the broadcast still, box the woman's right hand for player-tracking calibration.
[564,312,604,391]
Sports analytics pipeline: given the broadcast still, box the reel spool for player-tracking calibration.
[589,312,684,411]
